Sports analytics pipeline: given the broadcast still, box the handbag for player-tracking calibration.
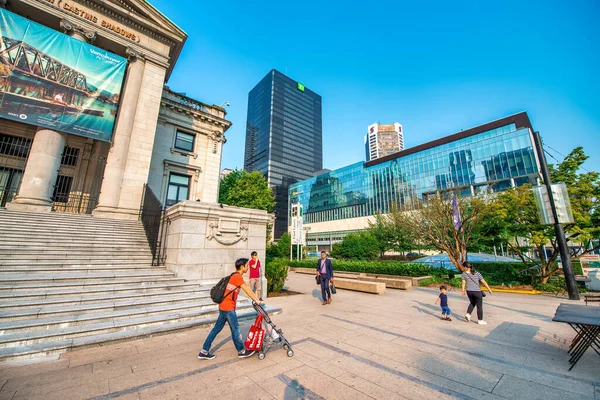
[465,272,486,297]
[244,314,265,351]
[330,281,337,294]
[315,275,321,285]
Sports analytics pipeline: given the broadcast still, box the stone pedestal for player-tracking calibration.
[164,201,270,296]
[7,128,66,212]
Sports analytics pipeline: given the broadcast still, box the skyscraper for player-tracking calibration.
[244,69,322,239]
[364,122,404,161]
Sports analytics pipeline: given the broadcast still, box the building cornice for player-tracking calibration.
[160,97,232,130]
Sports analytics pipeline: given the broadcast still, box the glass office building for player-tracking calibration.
[289,112,541,247]
[244,69,322,238]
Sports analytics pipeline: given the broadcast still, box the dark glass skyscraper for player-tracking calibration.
[244,69,322,239]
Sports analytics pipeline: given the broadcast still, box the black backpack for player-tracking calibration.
[210,273,239,304]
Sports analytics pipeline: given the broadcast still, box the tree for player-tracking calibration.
[277,232,291,259]
[367,211,416,256]
[484,147,600,283]
[220,170,276,212]
[331,231,380,260]
[392,194,487,272]
[218,169,242,204]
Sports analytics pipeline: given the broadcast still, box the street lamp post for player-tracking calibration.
[532,131,579,300]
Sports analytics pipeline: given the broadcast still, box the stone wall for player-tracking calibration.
[164,201,271,295]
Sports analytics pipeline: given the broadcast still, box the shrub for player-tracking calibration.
[418,276,462,288]
[266,258,289,293]
[331,231,380,260]
[288,259,446,277]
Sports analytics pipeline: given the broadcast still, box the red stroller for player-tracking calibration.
[244,302,294,360]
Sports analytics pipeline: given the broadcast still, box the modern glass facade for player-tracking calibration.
[290,113,540,233]
[244,69,322,238]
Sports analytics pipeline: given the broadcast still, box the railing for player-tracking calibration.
[139,184,168,266]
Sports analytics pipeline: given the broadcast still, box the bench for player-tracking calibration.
[358,276,412,290]
[333,278,386,294]
[585,294,600,306]
[365,273,432,286]
[291,268,360,280]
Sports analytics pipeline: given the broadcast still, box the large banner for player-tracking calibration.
[0,9,126,142]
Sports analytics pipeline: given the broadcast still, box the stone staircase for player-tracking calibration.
[0,209,269,363]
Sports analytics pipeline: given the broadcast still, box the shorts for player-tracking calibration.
[249,278,260,292]
[441,306,451,315]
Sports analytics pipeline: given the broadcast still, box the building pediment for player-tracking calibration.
[13,0,187,80]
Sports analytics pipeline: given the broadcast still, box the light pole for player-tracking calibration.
[532,131,579,300]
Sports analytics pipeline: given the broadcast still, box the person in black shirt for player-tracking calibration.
[435,285,451,321]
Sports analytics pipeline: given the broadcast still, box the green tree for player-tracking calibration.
[221,170,275,212]
[218,169,242,204]
[332,231,380,260]
[277,232,291,259]
[484,147,600,283]
[392,194,487,272]
[368,209,416,256]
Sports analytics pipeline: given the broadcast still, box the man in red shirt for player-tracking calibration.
[248,251,262,300]
[198,258,262,360]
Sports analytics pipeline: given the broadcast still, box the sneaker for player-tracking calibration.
[464,313,471,322]
[238,349,255,359]
[446,318,452,321]
[477,320,488,325]
[197,352,215,360]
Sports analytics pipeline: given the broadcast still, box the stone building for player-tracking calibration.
[0,0,231,217]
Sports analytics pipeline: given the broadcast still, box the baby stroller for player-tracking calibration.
[245,302,293,360]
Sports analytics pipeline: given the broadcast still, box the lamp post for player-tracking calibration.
[532,131,579,300]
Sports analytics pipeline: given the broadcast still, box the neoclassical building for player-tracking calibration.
[0,0,231,217]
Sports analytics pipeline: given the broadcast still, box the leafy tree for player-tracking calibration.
[221,170,275,212]
[368,210,416,256]
[331,231,380,260]
[218,169,242,204]
[277,232,291,259]
[391,194,487,272]
[483,147,600,283]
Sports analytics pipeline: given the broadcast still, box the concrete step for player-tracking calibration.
[0,281,201,301]
[0,277,187,294]
[0,255,153,263]
[0,270,174,285]
[0,260,157,268]
[0,232,147,241]
[0,299,216,332]
[0,249,150,256]
[0,291,211,321]
[0,241,150,249]
[0,304,281,363]
[0,223,145,232]
[0,210,145,227]
[0,266,160,274]
[0,286,207,310]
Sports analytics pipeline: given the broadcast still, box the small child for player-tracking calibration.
[435,285,452,321]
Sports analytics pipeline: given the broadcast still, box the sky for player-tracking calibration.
[150,0,600,175]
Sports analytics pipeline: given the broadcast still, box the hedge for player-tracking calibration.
[288,259,533,286]
[265,258,289,293]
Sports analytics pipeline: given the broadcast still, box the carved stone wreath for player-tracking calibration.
[206,218,248,246]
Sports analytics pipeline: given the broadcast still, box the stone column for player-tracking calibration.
[7,19,95,213]
[7,129,66,212]
[93,49,145,219]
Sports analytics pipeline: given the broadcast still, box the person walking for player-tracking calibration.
[461,261,493,325]
[248,251,262,300]
[435,285,452,321]
[198,258,262,360]
[315,251,334,305]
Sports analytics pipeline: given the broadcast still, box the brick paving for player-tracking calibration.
[0,271,598,400]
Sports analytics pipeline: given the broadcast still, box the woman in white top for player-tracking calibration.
[461,261,493,325]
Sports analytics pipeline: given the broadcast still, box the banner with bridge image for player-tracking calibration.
[0,9,126,142]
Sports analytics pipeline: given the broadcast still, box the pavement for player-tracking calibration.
[0,271,599,400]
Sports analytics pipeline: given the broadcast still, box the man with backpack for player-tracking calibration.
[198,258,262,360]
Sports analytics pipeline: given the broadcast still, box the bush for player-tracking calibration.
[265,258,289,293]
[418,276,462,288]
[572,260,583,275]
[470,262,532,286]
[288,259,446,277]
[330,231,380,260]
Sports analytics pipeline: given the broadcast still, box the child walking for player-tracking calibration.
[435,286,452,321]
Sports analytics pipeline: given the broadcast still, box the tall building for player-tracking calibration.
[291,112,541,250]
[244,69,322,238]
[365,122,404,161]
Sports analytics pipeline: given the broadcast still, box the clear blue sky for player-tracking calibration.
[151,0,599,174]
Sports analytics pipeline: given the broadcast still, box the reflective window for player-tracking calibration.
[166,173,190,207]
[174,131,195,152]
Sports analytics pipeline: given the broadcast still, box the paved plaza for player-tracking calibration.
[0,271,598,400]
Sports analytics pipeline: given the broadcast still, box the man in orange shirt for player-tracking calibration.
[198,258,262,360]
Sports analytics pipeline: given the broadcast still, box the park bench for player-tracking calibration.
[333,278,386,294]
[584,294,600,306]
[358,276,412,290]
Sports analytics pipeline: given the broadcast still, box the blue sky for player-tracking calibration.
[151,0,600,174]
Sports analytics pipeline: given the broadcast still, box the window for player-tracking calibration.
[61,146,79,166]
[52,175,73,203]
[174,131,195,152]
[166,173,190,206]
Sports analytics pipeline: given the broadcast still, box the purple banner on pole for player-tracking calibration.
[452,194,461,231]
